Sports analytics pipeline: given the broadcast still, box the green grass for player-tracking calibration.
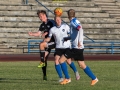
[0,61,120,90]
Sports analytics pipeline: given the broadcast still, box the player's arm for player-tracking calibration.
[44,37,51,42]
[44,28,53,42]
[71,18,83,47]
[28,31,41,37]
[41,32,48,38]
[71,18,81,31]
[63,25,71,42]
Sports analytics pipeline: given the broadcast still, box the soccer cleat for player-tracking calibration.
[59,78,64,83]
[91,78,98,86]
[43,76,47,81]
[75,71,80,80]
[38,62,45,68]
[60,78,71,85]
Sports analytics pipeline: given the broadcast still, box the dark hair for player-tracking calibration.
[37,10,47,16]
[67,9,75,18]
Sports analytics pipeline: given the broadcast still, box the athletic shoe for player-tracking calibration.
[38,62,45,68]
[91,78,98,86]
[59,78,64,83]
[43,76,47,81]
[75,71,80,80]
[60,78,71,85]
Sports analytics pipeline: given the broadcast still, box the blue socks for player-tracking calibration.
[69,62,77,73]
[60,62,70,79]
[55,64,63,78]
[84,66,96,80]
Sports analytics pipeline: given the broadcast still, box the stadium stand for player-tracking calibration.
[0,0,120,54]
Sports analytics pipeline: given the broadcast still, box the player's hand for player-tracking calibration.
[41,32,48,38]
[78,42,81,48]
[28,32,33,36]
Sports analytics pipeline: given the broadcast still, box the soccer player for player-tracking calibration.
[28,10,55,80]
[59,9,98,85]
[44,16,80,82]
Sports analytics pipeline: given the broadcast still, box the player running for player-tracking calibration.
[44,15,80,82]
[59,9,98,85]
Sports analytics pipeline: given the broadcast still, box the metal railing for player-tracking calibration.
[28,40,120,54]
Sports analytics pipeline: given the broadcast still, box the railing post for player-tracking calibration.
[28,40,30,53]
[111,42,114,54]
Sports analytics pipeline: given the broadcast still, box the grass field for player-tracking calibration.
[0,61,120,90]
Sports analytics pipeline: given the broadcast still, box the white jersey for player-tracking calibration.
[70,18,84,49]
[49,23,71,48]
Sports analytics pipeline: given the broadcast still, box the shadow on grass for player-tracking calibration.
[0,78,43,83]
[0,78,62,85]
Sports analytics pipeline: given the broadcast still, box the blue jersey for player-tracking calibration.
[70,18,84,49]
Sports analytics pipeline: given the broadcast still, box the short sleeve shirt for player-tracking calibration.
[39,19,55,42]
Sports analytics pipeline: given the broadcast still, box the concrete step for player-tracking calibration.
[30,1,95,7]
[0,44,9,48]
[0,38,40,44]
[116,2,120,6]
[106,11,120,14]
[0,33,41,39]
[93,0,116,3]
[0,5,32,11]
[32,6,102,12]
[86,35,120,40]
[110,13,120,18]
[0,0,23,5]
[0,11,36,16]
[0,28,38,33]
[0,11,109,18]
[100,5,119,9]
[84,29,120,34]
[0,5,102,12]
[1,22,120,29]
[83,24,120,29]
[1,16,115,24]
[0,22,39,28]
[94,2,116,6]
[102,8,120,11]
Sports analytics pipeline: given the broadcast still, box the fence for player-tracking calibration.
[28,40,120,54]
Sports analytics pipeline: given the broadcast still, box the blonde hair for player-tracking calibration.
[67,9,75,18]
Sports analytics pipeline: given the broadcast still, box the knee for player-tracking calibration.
[66,59,71,64]
[55,59,59,65]
[40,42,46,48]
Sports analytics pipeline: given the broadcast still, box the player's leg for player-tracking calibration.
[38,42,48,68]
[54,55,63,82]
[59,55,71,85]
[41,42,55,80]
[78,61,98,85]
[66,59,80,80]
[42,50,50,81]
[77,49,98,85]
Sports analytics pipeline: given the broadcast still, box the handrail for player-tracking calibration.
[28,39,120,54]
[35,0,94,42]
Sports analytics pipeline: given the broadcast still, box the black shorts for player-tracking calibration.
[64,48,84,61]
[54,48,70,56]
[45,41,55,53]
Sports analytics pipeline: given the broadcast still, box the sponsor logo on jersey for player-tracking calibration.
[47,25,50,28]
[62,29,65,32]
